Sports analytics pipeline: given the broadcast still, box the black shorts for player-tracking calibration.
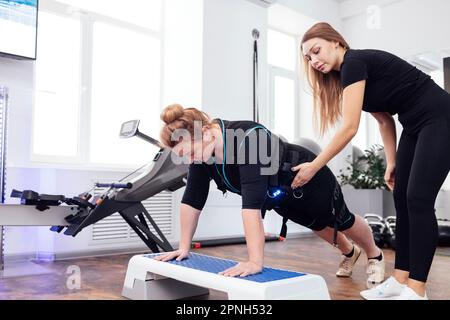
[273,145,355,232]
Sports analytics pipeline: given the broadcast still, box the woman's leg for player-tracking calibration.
[274,206,359,276]
[405,120,450,296]
[342,214,380,258]
[342,214,386,287]
[313,227,353,254]
[359,130,417,299]
[392,130,417,284]
[314,227,363,278]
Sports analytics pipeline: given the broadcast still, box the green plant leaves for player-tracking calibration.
[338,144,387,189]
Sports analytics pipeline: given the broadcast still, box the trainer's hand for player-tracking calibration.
[384,165,395,191]
[291,162,320,189]
[219,261,263,278]
[153,249,190,262]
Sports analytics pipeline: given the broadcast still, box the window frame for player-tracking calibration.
[266,27,301,142]
[31,0,165,170]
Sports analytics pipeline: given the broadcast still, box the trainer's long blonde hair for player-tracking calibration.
[301,22,350,136]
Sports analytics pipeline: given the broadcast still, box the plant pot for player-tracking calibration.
[341,186,396,218]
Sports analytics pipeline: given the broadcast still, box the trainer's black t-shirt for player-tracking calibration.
[181,120,281,211]
[340,49,432,115]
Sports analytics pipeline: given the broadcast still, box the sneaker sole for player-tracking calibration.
[360,292,402,300]
[359,293,398,300]
[336,273,352,277]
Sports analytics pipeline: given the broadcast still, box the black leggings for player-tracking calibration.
[394,82,450,282]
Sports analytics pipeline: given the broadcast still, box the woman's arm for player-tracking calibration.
[178,204,201,251]
[370,112,397,190]
[242,209,265,265]
[370,112,397,167]
[219,209,265,277]
[313,80,366,169]
[154,205,201,262]
[291,80,366,188]
[154,163,210,261]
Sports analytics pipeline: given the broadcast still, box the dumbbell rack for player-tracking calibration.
[0,86,8,271]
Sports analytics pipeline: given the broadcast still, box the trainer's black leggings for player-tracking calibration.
[394,82,450,282]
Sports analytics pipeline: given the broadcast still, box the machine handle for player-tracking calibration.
[95,182,133,189]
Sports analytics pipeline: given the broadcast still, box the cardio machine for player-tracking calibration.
[10,120,189,253]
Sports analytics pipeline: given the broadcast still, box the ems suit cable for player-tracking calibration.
[252,29,260,123]
[215,120,240,194]
[215,119,271,195]
[0,87,8,271]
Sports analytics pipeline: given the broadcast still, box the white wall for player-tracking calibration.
[268,3,317,35]
[278,0,342,29]
[163,0,204,108]
[340,0,450,58]
[202,0,268,122]
[0,58,35,169]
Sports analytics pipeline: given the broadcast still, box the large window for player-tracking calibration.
[89,22,161,165]
[33,0,162,167]
[267,29,299,142]
[34,11,81,158]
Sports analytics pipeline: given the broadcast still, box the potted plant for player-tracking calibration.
[339,145,396,218]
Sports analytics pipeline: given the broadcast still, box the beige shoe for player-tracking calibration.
[366,250,386,288]
[336,244,361,277]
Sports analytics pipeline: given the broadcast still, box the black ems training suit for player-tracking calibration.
[181,120,356,237]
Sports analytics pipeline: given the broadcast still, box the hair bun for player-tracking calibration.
[161,104,184,124]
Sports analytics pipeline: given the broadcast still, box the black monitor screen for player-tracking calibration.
[0,0,38,60]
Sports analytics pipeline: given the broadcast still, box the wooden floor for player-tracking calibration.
[1,236,450,300]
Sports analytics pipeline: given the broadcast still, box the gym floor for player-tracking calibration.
[1,235,450,300]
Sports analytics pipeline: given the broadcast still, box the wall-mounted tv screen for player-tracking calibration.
[0,0,38,60]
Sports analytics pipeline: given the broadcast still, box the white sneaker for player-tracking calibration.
[366,251,385,288]
[397,287,428,300]
[360,276,406,300]
[336,244,362,277]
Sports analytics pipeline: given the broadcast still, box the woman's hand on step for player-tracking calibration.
[218,261,263,278]
[153,249,190,262]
